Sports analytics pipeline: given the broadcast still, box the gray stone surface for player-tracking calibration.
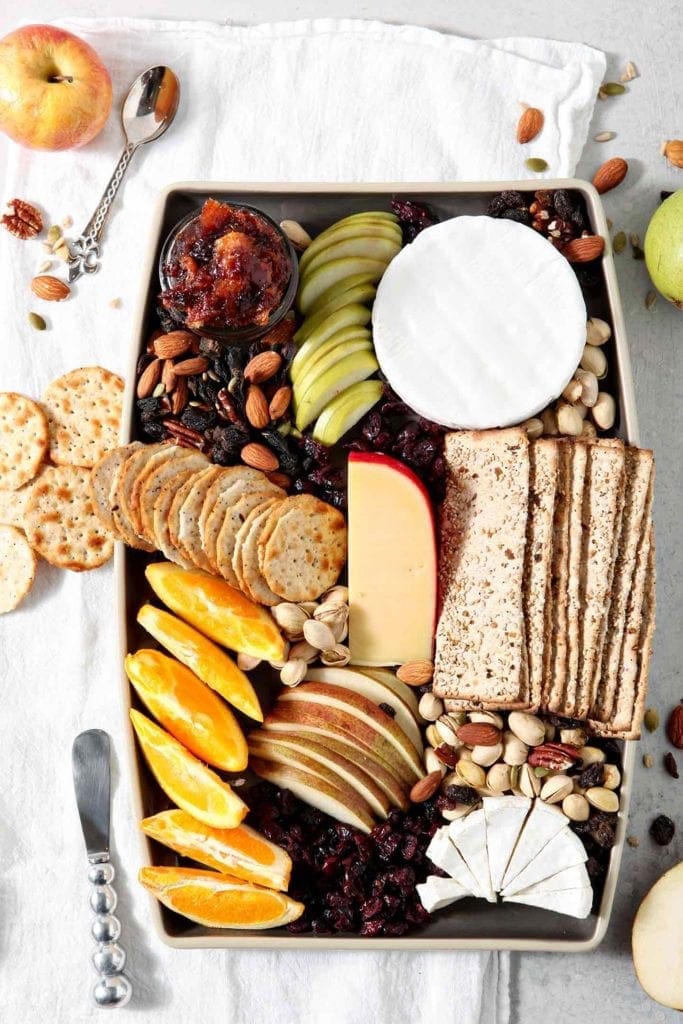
[0,1,680,1020]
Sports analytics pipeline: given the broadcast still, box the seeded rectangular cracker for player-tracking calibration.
[562,441,588,718]
[433,429,529,705]
[543,441,571,713]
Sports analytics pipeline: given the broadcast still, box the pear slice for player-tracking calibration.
[294,335,373,403]
[294,283,377,344]
[257,722,409,809]
[354,667,421,718]
[303,665,422,753]
[294,349,378,431]
[307,273,378,317]
[301,231,401,279]
[248,734,390,818]
[290,304,372,381]
[249,756,376,833]
[297,257,388,314]
[312,380,384,446]
[279,682,423,781]
[633,862,683,1009]
[291,323,371,387]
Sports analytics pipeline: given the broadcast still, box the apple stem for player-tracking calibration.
[48,75,74,84]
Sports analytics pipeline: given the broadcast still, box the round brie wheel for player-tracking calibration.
[372,216,587,429]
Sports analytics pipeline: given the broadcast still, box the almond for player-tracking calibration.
[161,359,177,392]
[240,442,278,472]
[269,385,292,420]
[137,358,163,399]
[666,705,683,749]
[562,235,605,263]
[267,471,291,490]
[245,384,270,429]
[396,659,434,686]
[456,723,502,747]
[30,274,70,301]
[662,140,683,169]
[153,330,194,359]
[244,350,282,384]
[516,106,544,144]
[409,770,442,803]
[261,317,297,347]
[592,156,628,194]
[171,375,188,415]
[173,356,209,377]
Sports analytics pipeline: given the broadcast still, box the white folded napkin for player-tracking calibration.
[0,18,604,1024]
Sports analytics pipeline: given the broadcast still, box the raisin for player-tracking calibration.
[141,420,167,441]
[261,430,301,476]
[650,814,675,846]
[136,351,155,376]
[587,812,617,849]
[500,190,526,208]
[487,195,508,217]
[378,702,396,718]
[137,396,165,422]
[664,752,679,779]
[501,208,532,226]
[553,189,574,219]
[579,762,605,789]
[443,784,480,806]
[199,336,223,358]
[155,304,176,332]
[181,406,217,433]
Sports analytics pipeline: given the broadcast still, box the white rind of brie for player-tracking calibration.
[500,799,569,891]
[417,875,472,913]
[501,828,588,897]
[448,809,496,903]
[504,886,593,919]
[372,216,587,430]
[483,795,531,892]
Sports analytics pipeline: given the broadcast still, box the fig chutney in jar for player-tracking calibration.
[159,198,297,341]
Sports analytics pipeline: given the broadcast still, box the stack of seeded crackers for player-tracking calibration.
[0,368,123,612]
[433,428,655,738]
[91,443,347,604]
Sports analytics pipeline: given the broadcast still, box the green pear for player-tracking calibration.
[294,334,373,404]
[290,304,371,381]
[294,350,379,431]
[312,379,384,446]
[299,220,401,274]
[293,282,377,344]
[297,257,389,315]
[644,189,683,309]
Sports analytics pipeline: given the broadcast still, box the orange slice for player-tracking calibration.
[145,562,286,663]
[130,710,247,829]
[139,866,304,929]
[125,649,248,771]
[140,809,291,891]
[137,604,263,722]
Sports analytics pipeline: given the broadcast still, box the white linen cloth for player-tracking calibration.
[0,18,604,1024]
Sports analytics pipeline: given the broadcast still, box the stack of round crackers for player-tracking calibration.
[0,367,124,613]
[92,443,347,605]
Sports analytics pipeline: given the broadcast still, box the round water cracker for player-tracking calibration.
[42,367,124,468]
[197,466,264,550]
[89,442,143,536]
[232,497,281,596]
[152,469,197,569]
[174,465,224,572]
[0,480,36,529]
[138,448,209,544]
[236,498,286,606]
[111,443,167,552]
[261,494,347,602]
[0,392,49,490]
[25,465,114,571]
[0,524,37,613]
[215,487,284,586]
[203,475,283,576]
[167,470,206,555]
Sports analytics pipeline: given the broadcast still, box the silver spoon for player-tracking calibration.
[68,66,180,282]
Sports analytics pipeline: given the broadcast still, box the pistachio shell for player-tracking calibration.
[487,763,512,793]
[470,742,503,767]
[280,659,308,688]
[502,730,529,766]
[468,710,504,729]
[519,763,542,798]
[508,712,546,747]
[303,618,337,651]
[562,793,590,822]
[320,644,350,667]
[579,745,606,765]
[586,786,620,812]
[602,763,621,790]
[272,602,309,640]
[540,774,573,804]
[418,692,444,722]
[456,761,486,788]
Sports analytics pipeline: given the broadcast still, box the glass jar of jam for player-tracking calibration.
[158,198,298,343]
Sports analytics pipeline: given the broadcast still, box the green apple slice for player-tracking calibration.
[293,334,373,401]
[301,235,401,281]
[317,211,398,233]
[297,257,388,315]
[307,273,378,317]
[299,221,402,274]
[293,283,377,345]
[292,323,371,387]
[290,304,371,381]
[294,349,379,431]
[312,380,383,446]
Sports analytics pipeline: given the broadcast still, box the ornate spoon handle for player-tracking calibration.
[88,857,132,1008]
[68,142,137,282]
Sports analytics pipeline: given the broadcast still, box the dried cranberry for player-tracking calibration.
[579,762,605,789]
[390,197,438,242]
[650,814,675,846]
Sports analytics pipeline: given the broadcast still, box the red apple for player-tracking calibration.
[0,24,112,150]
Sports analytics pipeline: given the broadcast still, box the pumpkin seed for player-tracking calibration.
[612,230,627,254]
[28,311,46,331]
[46,225,62,246]
[644,707,660,732]
[525,157,548,173]
[601,82,626,96]
[594,131,616,142]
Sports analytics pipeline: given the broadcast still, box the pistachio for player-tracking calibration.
[313,601,349,634]
[302,618,337,651]
[425,724,441,749]
[580,745,606,765]
[508,712,546,747]
[540,407,558,436]
[470,742,503,767]
[580,344,608,379]
[236,652,261,671]
[586,317,611,346]
[320,644,350,667]
[540,774,573,804]
[562,379,583,403]
[592,391,616,429]
[602,763,621,790]
[586,786,620,812]
[575,368,599,407]
[280,219,312,250]
[543,721,556,741]
[502,730,529,766]
[455,761,486,788]
[560,727,588,747]
[435,715,461,746]
[299,602,319,615]
[573,779,587,795]
[509,766,521,790]
[441,803,479,822]
[424,747,447,777]
[280,659,308,688]
[522,417,543,440]
[562,793,590,822]
[288,640,318,663]
[272,602,310,640]
[519,762,541,798]
[468,710,504,729]
[487,763,512,792]
[415,693,441,723]
[458,746,473,763]
[447,710,468,728]
[321,585,349,606]
[581,420,597,438]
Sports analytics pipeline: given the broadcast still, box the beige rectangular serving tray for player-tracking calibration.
[117,180,638,951]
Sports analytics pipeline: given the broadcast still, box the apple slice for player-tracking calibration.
[307,273,379,317]
[633,862,683,1009]
[263,701,414,786]
[294,283,377,344]
[353,667,421,718]
[312,380,384,446]
[303,666,422,754]
[299,218,401,273]
[249,756,375,834]
[293,333,373,399]
[290,304,371,381]
[301,234,401,280]
[248,733,390,818]
[294,349,379,431]
[297,257,389,315]
[279,682,423,781]
[348,452,437,666]
[257,723,409,809]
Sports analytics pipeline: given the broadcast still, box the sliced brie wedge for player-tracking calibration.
[501,828,587,897]
[504,886,593,919]
[511,862,590,896]
[483,795,531,892]
[425,828,480,895]
[500,800,568,891]
[417,875,473,913]
[448,809,496,903]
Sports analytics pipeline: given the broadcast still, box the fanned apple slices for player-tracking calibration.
[418,796,593,919]
[248,672,423,833]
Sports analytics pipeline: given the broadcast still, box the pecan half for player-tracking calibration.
[163,418,206,449]
[527,742,582,770]
[2,198,43,239]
